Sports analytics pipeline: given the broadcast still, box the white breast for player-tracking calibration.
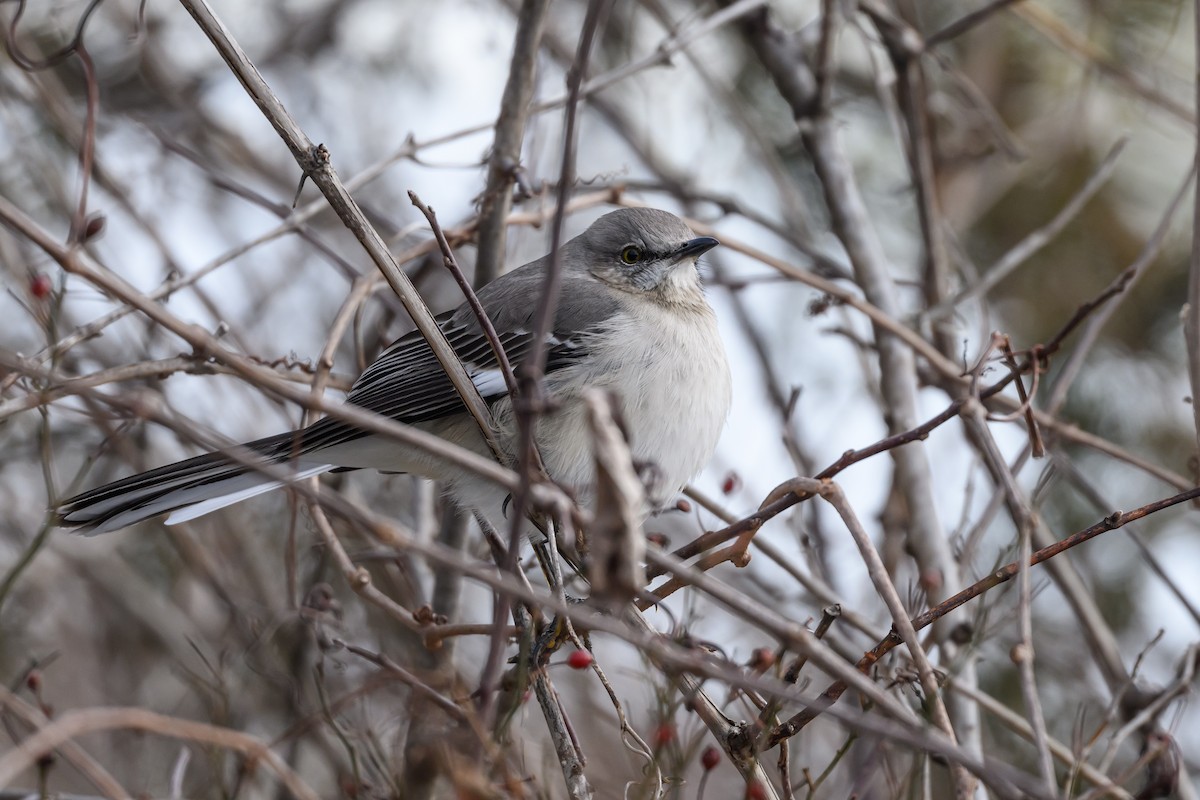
[537,302,731,509]
[382,294,732,524]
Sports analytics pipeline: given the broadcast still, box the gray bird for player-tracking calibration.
[56,207,732,534]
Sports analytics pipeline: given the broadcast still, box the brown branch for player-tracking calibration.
[1188,0,1200,459]
[768,484,1200,747]
[651,396,967,578]
[476,0,613,742]
[410,194,524,412]
[475,0,552,285]
[925,0,1024,48]
[0,356,353,423]
[0,700,321,800]
[1046,159,1196,415]
[176,0,504,464]
[333,640,469,722]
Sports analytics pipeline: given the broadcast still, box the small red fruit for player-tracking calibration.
[566,649,593,670]
[721,472,740,495]
[701,745,720,770]
[653,723,675,747]
[30,274,52,299]
[745,779,767,799]
[748,647,776,673]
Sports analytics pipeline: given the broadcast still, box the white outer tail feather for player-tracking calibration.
[164,464,334,525]
[72,462,337,534]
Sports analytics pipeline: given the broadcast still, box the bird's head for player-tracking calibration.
[574,208,719,303]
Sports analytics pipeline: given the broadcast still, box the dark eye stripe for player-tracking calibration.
[620,247,669,262]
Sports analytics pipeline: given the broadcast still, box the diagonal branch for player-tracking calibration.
[475,0,553,285]
[176,0,503,462]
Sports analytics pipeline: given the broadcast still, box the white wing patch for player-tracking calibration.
[470,367,508,397]
[465,332,572,398]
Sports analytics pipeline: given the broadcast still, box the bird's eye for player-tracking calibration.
[620,246,643,265]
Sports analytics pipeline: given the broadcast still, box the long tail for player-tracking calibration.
[55,432,337,535]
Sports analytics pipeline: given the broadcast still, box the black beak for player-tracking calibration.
[674,236,720,260]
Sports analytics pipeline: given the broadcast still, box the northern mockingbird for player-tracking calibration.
[56,207,732,534]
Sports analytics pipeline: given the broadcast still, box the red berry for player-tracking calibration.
[645,532,668,549]
[25,670,41,691]
[675,499,692,513]
[566,649,593,670]
[30,274,52,299]
[748,647,776,672]
[721,472,740,495]
[653,723,675,747]
[745,779,767,799]
[701,745,720,770]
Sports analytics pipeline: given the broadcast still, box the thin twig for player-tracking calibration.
[410,193,520,402]
[925,0,1024,48]
[0,700,321,800]
[334,640,469,722]
[176,0,504,463]
[475,0,553,285]
[477,0,613,739]
[926,137,1128,320]
[1183,1,1200,455]
[768,484,1200,747]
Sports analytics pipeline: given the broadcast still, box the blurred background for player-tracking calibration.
[1,0,1198,797]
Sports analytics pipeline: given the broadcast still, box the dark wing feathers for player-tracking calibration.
[344,323,584,422]
[336,269,620,427]
[296,272,619,451]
